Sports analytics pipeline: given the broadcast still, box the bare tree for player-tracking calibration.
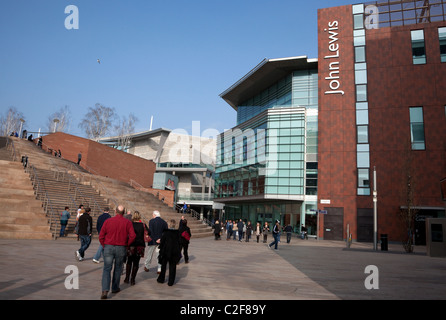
[78,103,116,140]
[114,113,138,151]
[46,105,71,133]
[0,107,25,136]
[399,140,418,253]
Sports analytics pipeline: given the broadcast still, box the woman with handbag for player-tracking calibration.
[124,211,146,285]
[178,219,191,264]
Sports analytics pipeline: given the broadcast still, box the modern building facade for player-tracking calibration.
[317,0,446,243]
[98,128,216,216]
[216,57,319,234]
[216,0,446,243]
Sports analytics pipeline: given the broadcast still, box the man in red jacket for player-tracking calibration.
[99,205,136,299]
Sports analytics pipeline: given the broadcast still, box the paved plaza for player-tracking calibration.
[0,235,445,302]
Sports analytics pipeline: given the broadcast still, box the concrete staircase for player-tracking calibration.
[0,159,52,240]
[71,172,214,238]
[1,136,213,240]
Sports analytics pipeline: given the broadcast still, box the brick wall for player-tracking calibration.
[318,6,446,243]
[40,132,156,188]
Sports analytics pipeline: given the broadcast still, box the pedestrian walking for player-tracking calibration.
[213,220,221,240]
[77,151,82,165]
[268,220,281,250]
[255,222,262,243]
[262,222,270,243]
[144,210,168,274]
[237,219,244,242]
[99,205,136,299]
[157,219,181,286]
[285,224,293,243]
[245,221,253,242]
[226,220,233,240]
[75,204,84,240]
[93,207,111,263]
[232,220,238,240]
[124,211,146,286]
[76,207,93,261]
[178,218,191,264]
[301,224,308,240]
[59,207,70,237]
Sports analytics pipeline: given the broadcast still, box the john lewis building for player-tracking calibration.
[216,0,446,243]
[216,57,319,234]
[318,0,446,243]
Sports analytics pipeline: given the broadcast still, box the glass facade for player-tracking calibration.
[353,4,371,196]
[411,29,427,64]
[410,107,426,150]
[363,0,446,29]
[439,27,446,62]
[216,66,318,232]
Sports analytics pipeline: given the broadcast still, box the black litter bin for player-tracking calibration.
[381,234,388,251]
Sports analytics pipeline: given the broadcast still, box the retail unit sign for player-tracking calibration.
[324,20,344,96]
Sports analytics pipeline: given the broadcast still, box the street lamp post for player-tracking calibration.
[53,119,60,133]
[19,118,25,138]
[373,166,378,251]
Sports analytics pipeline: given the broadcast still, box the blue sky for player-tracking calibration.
[0,0,355,138]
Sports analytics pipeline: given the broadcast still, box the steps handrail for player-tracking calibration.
[68,163,119,209]
[26,164,58,240]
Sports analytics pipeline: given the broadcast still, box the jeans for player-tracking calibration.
[79,235,91,258]
[102,245,126,292]
[93,243,104,261]
[59,221,68,237]
[286,232,292,243]
[269,233,279,250]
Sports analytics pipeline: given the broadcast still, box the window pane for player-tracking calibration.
[354,14,364,29]
[411,30,426,64]
[358,169,370,188]
[409,107,423,122]
[356,84,368,102]
[355,46,366,63]
[357,125,369,144]
[439,27,446,63]
[409,107,425,150]
[357,151,370,167]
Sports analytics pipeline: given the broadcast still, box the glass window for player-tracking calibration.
[409,107,426,150]
[355,46,366,63]
[355,69,368,84]
[354,14,364,29]
[356,110,369,125]
[357,125,369,144]
[358,168,370,188]
[411,30,426,65]
[357,151,370,167]
[439,27,446,63]
[356,84,368,102]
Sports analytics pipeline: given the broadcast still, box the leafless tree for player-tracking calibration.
[78,103,116,140]
[114,113,138,151]
[399,140,418,253]
[46,105,71,133]
[0,107,25,136]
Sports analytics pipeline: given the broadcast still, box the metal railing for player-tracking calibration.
[26,164,58,240]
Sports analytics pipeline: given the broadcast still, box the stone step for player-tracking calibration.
[0,231,53,240]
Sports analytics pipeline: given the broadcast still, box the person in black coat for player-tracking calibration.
[157,219,181,286]
[178,219,191,264]
[212,220,221,240]
[124,211,146,285]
